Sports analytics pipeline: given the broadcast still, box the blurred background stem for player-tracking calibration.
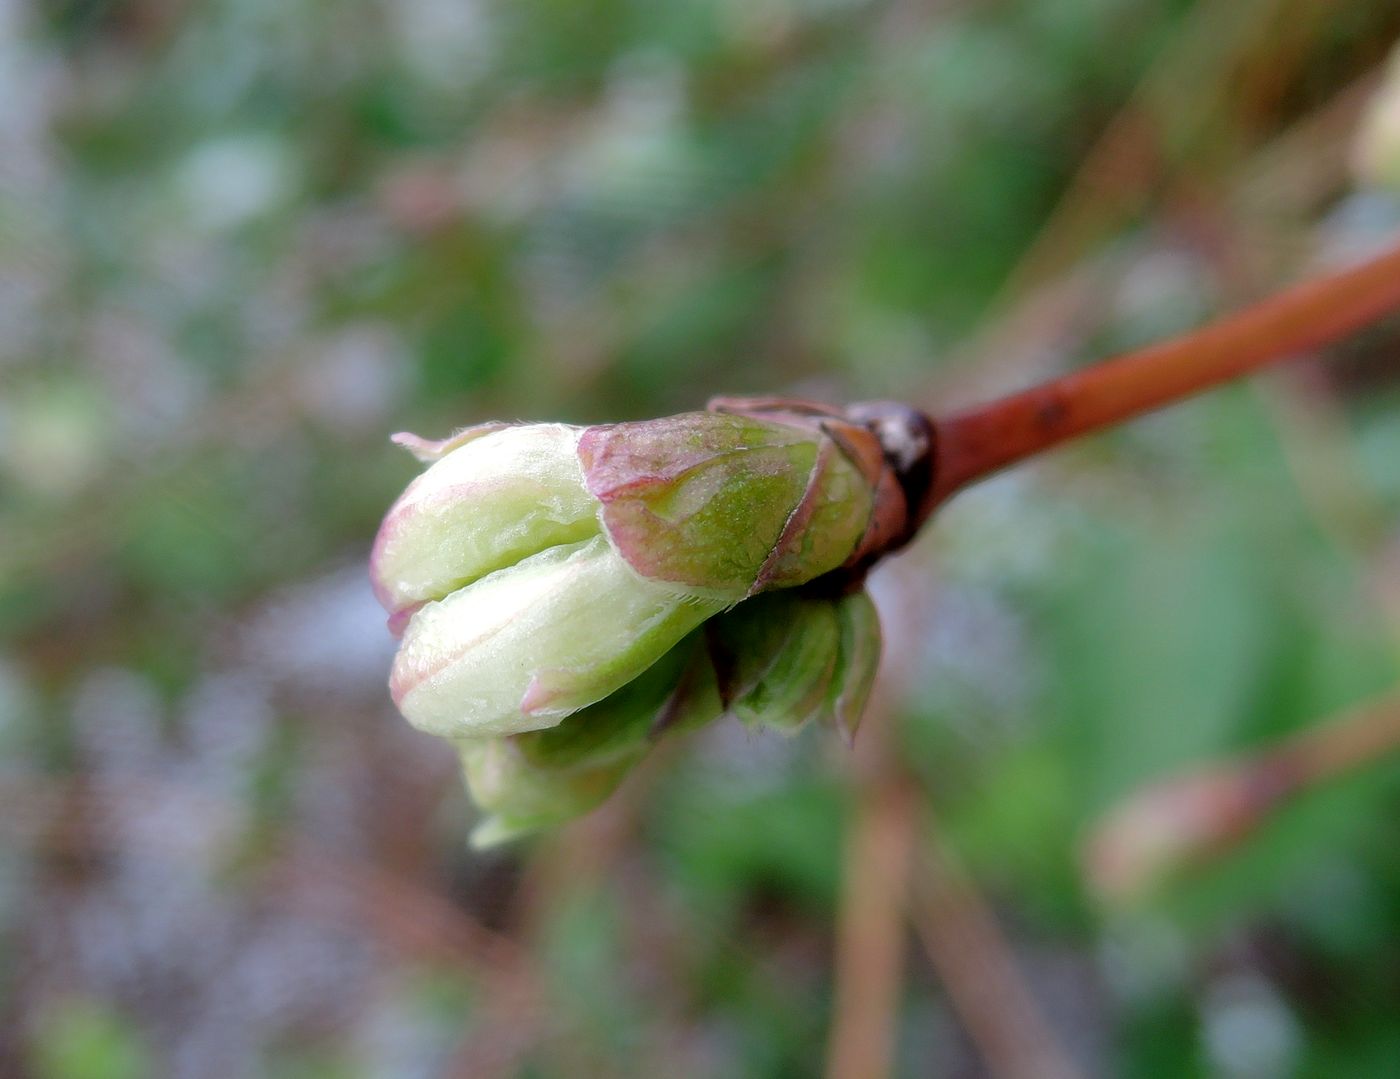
[825,698,916,1079]
[1086,689,1400,901]
[911,823,1083,1079]
[1269,689,1400,790]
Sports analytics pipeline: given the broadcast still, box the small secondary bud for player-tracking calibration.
[461,739,632,849]
[709,589,882,741]
[715,592,843,734]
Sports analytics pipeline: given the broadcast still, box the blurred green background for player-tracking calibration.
[3,1,1400,1076]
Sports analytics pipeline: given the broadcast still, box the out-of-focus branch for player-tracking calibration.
[990,0,1303,303]
[936,64,1384,419]
[1084,689,1400,902]
[826,769,919,1079]
[825,680,918,1079]
[911,822,1084,1079]
[1276,689,1400,787]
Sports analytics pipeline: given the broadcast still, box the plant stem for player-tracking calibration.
[912,821,1084,1079]
[1270,689,1400,790]
[826,774,917,1079]
[926,238,1400,511]
[1083,689,1400,901]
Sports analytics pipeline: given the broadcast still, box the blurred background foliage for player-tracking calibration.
[3,0,1400,1076]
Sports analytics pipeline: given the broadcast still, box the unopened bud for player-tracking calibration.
[371,397,928,839]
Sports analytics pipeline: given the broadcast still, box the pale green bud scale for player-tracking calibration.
[390,536,724,738]
[371,423,600,625]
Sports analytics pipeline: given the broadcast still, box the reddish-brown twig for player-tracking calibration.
[925,238,1400,512]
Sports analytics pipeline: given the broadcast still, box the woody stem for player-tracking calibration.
[925,238,1400,511]
[1266,690,1400,793]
